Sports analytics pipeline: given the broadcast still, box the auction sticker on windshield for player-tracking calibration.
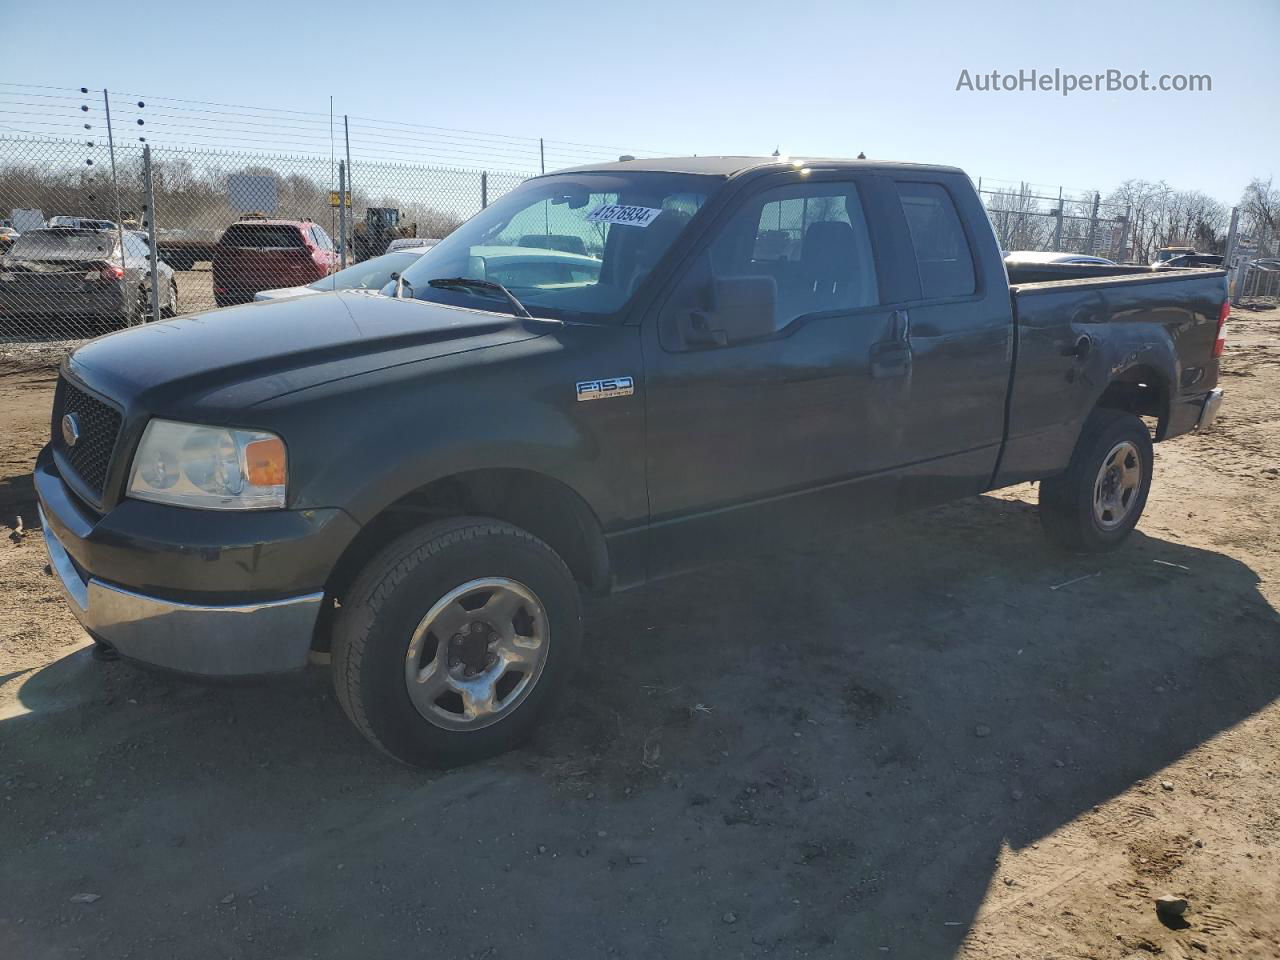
[586,204,663,227]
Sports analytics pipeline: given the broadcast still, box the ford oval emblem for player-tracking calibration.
[61,413,81,448]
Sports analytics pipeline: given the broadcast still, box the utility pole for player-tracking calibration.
[539,138,545,174]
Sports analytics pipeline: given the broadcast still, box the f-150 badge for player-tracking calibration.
[576,377,635,401]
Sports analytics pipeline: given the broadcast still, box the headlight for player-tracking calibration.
[127,419,287,510]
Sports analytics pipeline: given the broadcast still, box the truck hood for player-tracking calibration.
[68,291,541,411]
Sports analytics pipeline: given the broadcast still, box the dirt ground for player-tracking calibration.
[1,307,1278,960]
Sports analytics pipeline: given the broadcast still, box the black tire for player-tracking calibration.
[331,517,582,767]
[1039,409,1153,552]
[161,280,178,318]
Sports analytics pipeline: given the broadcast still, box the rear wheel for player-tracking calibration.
[161,279,178,318]
[331,518,582,767]
[1039,409,1153,552]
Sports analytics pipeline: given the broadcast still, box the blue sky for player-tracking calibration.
[2,0,1275,203]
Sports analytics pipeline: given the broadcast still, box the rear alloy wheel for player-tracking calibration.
[1040,409,1153,552]
[332,518,582,767]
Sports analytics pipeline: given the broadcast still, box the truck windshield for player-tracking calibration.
[394,170,719,322]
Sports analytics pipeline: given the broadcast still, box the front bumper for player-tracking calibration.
[35,445,359,677]
[42,506,322,675]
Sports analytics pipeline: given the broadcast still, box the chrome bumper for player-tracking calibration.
[1197,388,1224,432]
[40,506,323,676]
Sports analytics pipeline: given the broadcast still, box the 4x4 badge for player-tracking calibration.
[576,377,635,402]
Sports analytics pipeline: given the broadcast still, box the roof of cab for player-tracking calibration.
[547,155,967,179]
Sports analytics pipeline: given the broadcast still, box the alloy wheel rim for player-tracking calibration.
[403,577,550,731]
[1093,440,1141,530]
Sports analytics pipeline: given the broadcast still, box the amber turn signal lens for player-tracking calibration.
[244,436,286,486]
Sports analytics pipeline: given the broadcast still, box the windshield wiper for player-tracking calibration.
[427,277,532,319]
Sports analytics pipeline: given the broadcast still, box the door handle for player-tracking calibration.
[888,308,910,342]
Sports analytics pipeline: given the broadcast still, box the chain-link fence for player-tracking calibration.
[977,179,1132,260]
[2,127,1265,352]
[0,133,532,343]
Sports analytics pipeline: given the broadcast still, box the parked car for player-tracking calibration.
[1154,253,1224,270]
[380,244,602,295]
[386,237,440,253]
[1004,250,1117,265]
[254,249,429,301]
[212,217,338,307]
[0,225,176,328]
[37,156,1227,767]
[0,225,18,255]
[47,216,118,231]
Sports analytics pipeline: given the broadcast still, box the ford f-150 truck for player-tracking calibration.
[36,156,1228,766]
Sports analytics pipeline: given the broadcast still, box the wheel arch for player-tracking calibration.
[320,467,611,647]
[1092,360,1174,440]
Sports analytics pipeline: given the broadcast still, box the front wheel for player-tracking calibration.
[1039,409,1154,552]
[331,518,582,767]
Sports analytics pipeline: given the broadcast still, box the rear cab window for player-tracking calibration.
[894,182,976,300]
[220,224,306,249]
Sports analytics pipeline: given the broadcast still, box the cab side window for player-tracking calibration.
[894,182,976,299]
[710,181,879,326]
[123,233,149,258]
[661,180,879,350]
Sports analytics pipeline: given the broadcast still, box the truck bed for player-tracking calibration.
[1004,260,1211,286]
[995,266,1228,487]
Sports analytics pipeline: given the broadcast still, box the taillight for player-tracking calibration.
[1213,300,1228,358]
[85,263,125,282]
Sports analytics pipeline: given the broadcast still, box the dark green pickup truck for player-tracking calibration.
[37,156,1227,765]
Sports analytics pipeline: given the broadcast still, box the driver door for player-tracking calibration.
[641,173,912,578]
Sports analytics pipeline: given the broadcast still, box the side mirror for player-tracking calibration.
[681,275,778,347]
[466,254,488,279]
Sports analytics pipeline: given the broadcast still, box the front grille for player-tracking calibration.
[54,378,122,500]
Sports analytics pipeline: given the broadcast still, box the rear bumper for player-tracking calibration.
[1196,388,1224,431]
[0,285,125,318]
[41,506,322,675]
[1164,388,1224,439]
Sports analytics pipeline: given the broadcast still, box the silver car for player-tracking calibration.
[254,249,428,302]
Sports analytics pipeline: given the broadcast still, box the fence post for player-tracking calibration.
[1117,205,1131,263]
[142,145,161,322]
[338,161,348,269]
[481,172,488,209]
[1052,187,1064,250]
[1223,205,1240,266]
[1085,192,1100,255]
[102,89,130,323]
